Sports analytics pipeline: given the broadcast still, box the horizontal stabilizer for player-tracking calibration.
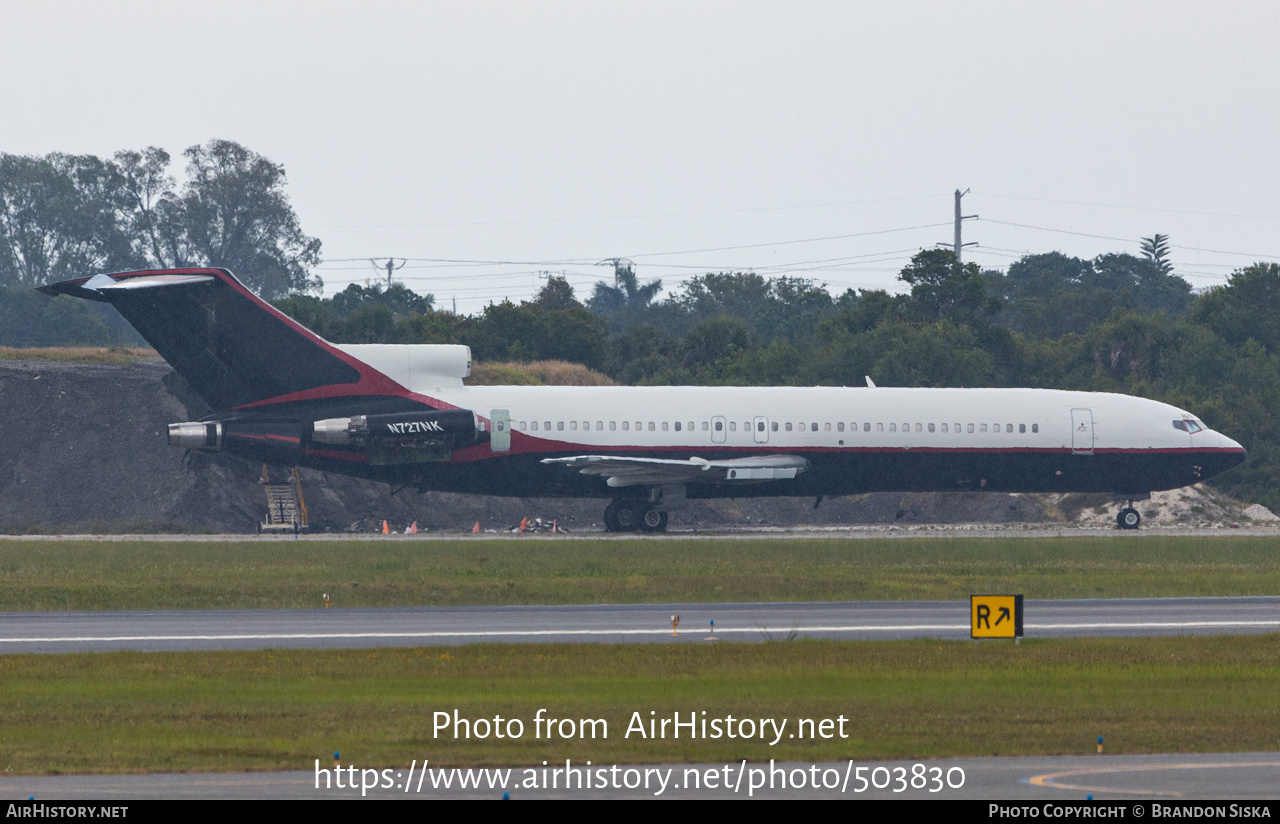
[541,454,809,487]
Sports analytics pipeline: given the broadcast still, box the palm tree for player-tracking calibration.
[588,259,662,327]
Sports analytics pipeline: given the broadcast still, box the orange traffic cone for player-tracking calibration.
[408,521,418,535]
[519,517,528,533]
[382,520,389,534]
[472,521,481,533]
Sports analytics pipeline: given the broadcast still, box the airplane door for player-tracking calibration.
[711,415,727,444]
[490,409,510,452]
[1071,408,1094,455]
[753,416,769,444]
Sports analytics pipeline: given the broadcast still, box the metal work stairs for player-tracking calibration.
[258,465,309,533]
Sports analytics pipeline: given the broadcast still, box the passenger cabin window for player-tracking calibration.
[702,422,709,431]
[940,423,947,432]
[865,423,871,432]
[875,423,882,432]
[837,423,845,432]
[772,422,779,431]
[1006,424,1013,433]
[544,421,551,431]
[980,424,987,433]
[1032,423,1038,433]
[967,423,974,433]
[557,421,565,431]
[811,423,818,432]
[518,421,527,431]
[914,423,922,433]
[648,422,655,431]
[714,421,723,431]
[531,421,539,431]
[688,422,695,431]
[622,421,630,431]
[928,423,935,433]
[889,423,897,432]
[610,421,616,431]
[729,422,737,432]
[674,422,681,431]
[785,422,793,432]
[954,423,960,432]
[1019,424,1025,433]
[662,422,669,431]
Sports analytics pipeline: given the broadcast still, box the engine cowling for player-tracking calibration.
[312,409,484,464]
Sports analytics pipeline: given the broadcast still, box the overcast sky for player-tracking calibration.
[4,1,1279,311]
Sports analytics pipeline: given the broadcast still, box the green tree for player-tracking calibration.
[1190,263,1280,353]
[0,153,136,287]
[587,263,663,330]
[1140,234,1173,275]
[897,248,993,323]
[160,140,322,298]
[532,275,581,311]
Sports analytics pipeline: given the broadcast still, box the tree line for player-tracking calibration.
[3,143,1279,508]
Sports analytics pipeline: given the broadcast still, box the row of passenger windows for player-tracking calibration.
[516,419,1040,434]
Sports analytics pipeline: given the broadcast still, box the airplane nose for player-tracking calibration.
[1219,432,1245,452]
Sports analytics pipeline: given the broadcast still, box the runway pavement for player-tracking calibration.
[3,752,1278,799]
[1,596,1278,652]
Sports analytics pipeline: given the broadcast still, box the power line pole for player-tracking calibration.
[596,258,635,289]
[953,189,978,260]
[370,258,407,289]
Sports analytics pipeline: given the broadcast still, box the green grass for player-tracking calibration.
[0,346,156,365]
[0,536,1279,611]
[1,637,1278,774]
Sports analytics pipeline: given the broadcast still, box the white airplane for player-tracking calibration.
[43,268,1246,532]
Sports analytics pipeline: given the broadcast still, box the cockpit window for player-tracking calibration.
[1173,419,1204,434]
[1172,420,1186,432]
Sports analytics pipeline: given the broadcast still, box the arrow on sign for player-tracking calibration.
[995,607,1010,626]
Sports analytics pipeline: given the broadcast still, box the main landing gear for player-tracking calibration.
[603,499,668,533]
[1116,503,1142,530]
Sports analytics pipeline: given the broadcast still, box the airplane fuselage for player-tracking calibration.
[280,384,1244,500]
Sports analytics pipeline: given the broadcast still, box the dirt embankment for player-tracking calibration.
[9,356,1231,534]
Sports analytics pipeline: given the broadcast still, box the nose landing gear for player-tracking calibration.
[1117,504,1141,530]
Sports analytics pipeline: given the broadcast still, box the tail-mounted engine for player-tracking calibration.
[311,409,485,464]
[168,409,485,465]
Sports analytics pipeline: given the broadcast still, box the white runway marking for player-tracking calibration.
[4,619,1279,645]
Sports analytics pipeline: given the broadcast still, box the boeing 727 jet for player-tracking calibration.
[42,268,1246,531]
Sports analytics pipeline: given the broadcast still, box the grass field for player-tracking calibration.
[1,636,1277,774]
[0,346,156,365]
[0,536,1278,611]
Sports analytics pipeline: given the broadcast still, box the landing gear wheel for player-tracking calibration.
[1117,507,1141,530]
[604,500,640,532]
[639,508,668,533]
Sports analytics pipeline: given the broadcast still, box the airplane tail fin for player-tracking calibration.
[40,268,412,413]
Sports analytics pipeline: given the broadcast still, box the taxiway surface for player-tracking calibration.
[2,596,1277,653]
[4,752,1279,799]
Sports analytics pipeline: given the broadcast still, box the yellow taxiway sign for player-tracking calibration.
[971,594,1023,639]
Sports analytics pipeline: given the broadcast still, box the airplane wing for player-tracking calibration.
[540,454,810,487]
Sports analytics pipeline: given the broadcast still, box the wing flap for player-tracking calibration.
[541,454,809,487]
